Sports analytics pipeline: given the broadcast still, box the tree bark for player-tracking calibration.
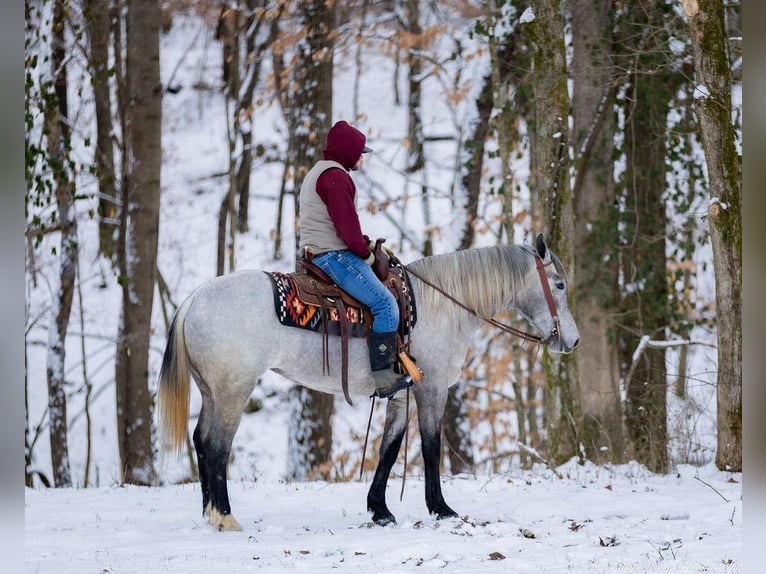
[84,0,118,263]
[443,382,474,474]
[115,0,161,485]
[618,0,678,474]
[401,0,432,255]
[286,0,336,480]
[458,71,492,251]
[571,0,625,464]
[685,0,742,471]
[44,0,75,488]
[526,0,581,466]
[217,3,241,275]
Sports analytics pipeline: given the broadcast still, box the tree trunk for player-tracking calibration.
[402,0,432,255]
[115,0,161,485]
[44,0,75,487]
[458,71,492,251]
[84,0,118,263]
[618,0,677,474]
[571,0,625,464]
[443,382,474,474]
[286,0,336,480]
[685,0,742,471]
[217,3,241,275]
[236,2,282,233]
[526,0,581,466]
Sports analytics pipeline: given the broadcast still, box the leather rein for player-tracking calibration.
[402,253,561,347]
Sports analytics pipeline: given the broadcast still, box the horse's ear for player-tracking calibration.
[535,233,548,260]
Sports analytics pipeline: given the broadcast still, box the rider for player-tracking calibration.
[299,120,413,399]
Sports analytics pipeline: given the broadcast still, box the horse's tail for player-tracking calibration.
[157,296,194,455]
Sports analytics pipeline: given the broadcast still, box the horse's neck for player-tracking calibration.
[409,245,528,327]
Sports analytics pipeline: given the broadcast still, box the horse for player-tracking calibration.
[157,234,580,531]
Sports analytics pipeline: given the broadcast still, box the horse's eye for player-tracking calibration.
[555,281,565,290]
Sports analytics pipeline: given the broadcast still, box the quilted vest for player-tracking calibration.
[298,160,352,254]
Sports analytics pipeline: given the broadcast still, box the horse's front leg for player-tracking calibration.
[367,394,411,526]
[417,386,458,520]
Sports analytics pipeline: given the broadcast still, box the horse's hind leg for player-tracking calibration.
[194,387,248,532]
[192,405,210,515]
[367,394,411,526]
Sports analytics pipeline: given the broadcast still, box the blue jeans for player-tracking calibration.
[311,250,399,333]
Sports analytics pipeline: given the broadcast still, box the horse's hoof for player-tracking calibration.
[208,507,243,532]
[434,507,459,521]
[217,515,243,532]
[372,511,397,527]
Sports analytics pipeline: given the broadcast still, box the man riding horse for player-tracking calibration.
[298,120,412,399]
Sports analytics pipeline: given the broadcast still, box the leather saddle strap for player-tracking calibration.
[334,297,353,406]
[320,308,329,377]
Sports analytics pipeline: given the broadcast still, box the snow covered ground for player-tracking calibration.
[25,461,741,573]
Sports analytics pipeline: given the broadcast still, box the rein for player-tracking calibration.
[402,254,561,346]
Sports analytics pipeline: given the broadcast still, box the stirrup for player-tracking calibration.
[372,374,413,400]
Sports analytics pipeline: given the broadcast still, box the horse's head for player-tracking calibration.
[518,234,580,354]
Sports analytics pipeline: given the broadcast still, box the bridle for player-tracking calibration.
[402,251,562,347]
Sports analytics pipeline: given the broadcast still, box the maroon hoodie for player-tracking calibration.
[315,121,371,258]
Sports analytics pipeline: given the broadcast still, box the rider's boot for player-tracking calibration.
[369,331,413,399]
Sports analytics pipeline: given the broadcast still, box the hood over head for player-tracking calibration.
[322,121,369,170]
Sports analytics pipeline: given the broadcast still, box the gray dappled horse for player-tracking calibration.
[157,234,580,531]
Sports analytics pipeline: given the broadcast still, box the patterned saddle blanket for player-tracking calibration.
[267,271,370,338]
[266,261,416,339]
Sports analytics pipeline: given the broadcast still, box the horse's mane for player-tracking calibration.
[406,244,535,322]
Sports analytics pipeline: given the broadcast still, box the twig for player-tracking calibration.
[625,335,716,392]
[694,473,730,503]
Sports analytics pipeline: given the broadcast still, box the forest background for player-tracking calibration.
[23,0,745,518]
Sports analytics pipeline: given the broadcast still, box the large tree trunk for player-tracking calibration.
[286,0,336,481]
[44,0,75,487]
[618,0,677,474]
[84,0,118,263]
[114,0,161,485]
[685,0,742,471]
[571,0,625,464]
[526,0,581,466]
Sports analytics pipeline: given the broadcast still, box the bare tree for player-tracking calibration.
[571,0,625,464]
[286,0,336,481]
[216,1,285,275]
[684,0,742,472]
[525,0,582,466]
[114,0,161,485]
[44,0,77,488]
[399,0,433,255]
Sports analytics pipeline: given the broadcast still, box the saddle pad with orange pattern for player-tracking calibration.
[267,271,368,338]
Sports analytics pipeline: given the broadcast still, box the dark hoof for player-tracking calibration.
[434,506,459,520]
[371,510,397,526]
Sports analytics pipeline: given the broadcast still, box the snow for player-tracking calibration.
[25,461,741,573]
[24,8,744,574]
[694,84,710,100]
[520,7,536,24]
